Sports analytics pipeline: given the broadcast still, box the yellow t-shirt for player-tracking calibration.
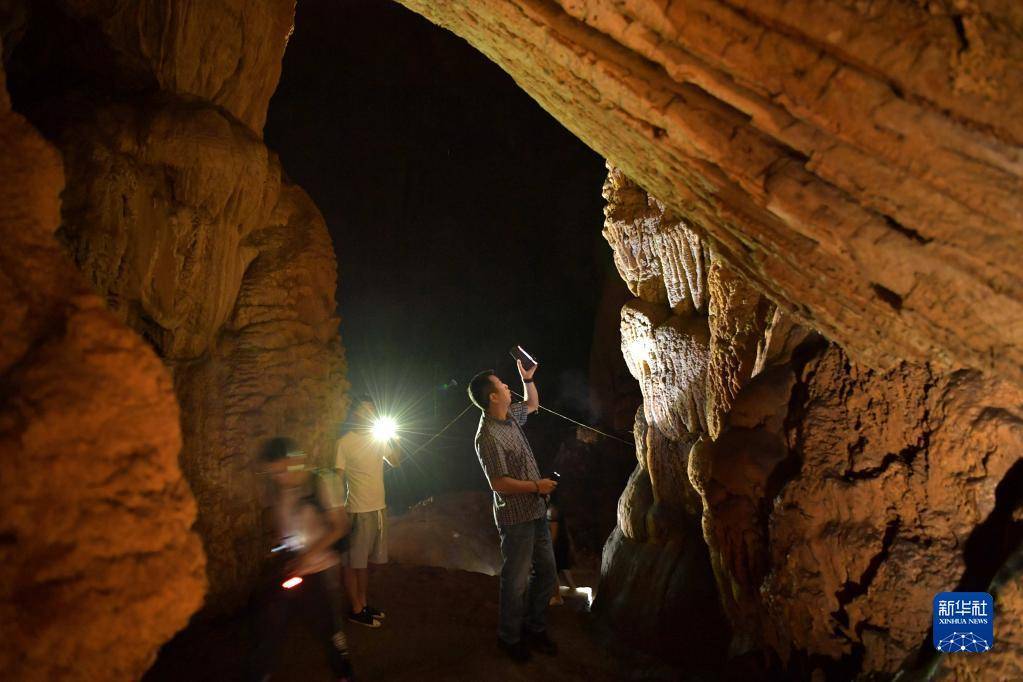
[335,431,393,513]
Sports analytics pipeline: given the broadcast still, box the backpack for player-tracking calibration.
[300,468,351,553]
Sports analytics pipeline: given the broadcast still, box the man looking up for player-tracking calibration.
[469,360,559,662]
[335,397,401,627]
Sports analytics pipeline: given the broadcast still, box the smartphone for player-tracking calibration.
[509,345,537,370]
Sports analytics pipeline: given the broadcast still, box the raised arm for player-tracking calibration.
[517,359,539,414]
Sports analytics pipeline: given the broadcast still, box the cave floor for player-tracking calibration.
[145,563,624,681]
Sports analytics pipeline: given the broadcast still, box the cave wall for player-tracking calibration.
[0,49,205,680]
[598,168,1023,677]
[397,0,1023,388]
[4,0,346,609]
[396,1,1023,676]
[3,0,1020,677]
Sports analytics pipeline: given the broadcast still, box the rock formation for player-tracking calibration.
[2,0,1021,678]
[599,168,1023,677]
[0,52,205,680]
[387,492,502,576]
[397,2,1023,675]
[398,0,1023,388]
[3,0,346,613]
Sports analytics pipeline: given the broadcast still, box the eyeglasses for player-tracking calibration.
[286,449,306,471]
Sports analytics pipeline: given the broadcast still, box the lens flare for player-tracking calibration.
[575,586,594,608]
[281,576,303,589]
[371,416,398,442]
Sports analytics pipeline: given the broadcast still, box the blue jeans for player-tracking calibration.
[497,516,557,644]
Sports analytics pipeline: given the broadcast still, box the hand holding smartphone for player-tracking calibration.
[509,345,537,371]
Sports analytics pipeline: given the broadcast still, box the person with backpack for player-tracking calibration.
[251,437,354,682]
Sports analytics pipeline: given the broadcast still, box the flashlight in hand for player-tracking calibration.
[371,416,398,442]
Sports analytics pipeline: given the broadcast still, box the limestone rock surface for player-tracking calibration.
[697,346,1023,674]
[7,0,347,609]
[45,0,296,133]
[687,393,791,654]
[609,164,769,445]
[621,300,710,438]
[387,492,502,576]
[0,57,204,681]
[705,258,771,439]
[753,307,815,376]
[602,165,707,313]
[174,183,345,601]
[596,526,729,670]
[399,0,1023,387]
[617,462,653,543]
[600,165,1023,675]
[54,97,280,360]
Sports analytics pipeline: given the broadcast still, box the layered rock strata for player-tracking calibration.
[0,54,205,680]
[600,168,1023,677]
[5,0,346,608]
[398,0,1023,388]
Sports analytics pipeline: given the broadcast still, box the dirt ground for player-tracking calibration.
[145,563,624,681]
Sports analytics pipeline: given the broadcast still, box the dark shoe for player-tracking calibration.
[335,658,356,678]
[524,629,558,655]
[348,609,381,628]
[497,637,531,662]
[336,658,355,682]
[363,605,386,620]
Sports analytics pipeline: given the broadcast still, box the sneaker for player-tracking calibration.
[363,605,386,620]
[497,637,531,662]
[524,629,558,656]
[348,609,381,628]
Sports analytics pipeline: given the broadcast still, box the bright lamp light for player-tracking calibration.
[371,416,398,442]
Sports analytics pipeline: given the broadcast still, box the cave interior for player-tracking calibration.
[1,1,1021,681]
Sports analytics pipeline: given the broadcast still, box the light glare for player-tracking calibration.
[371,416,398,442]
[281,576,303,589]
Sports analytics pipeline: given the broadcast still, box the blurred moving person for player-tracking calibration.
[252,437,354,682]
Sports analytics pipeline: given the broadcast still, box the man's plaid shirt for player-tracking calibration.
[474,402,546,527]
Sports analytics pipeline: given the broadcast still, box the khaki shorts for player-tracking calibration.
[342,509,388,569]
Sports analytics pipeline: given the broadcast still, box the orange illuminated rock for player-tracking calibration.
[51,0,296,133]
[399,0,1023,387]
[602,165,1023,675]
[0,56,204,681]
[7,1,347,609]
